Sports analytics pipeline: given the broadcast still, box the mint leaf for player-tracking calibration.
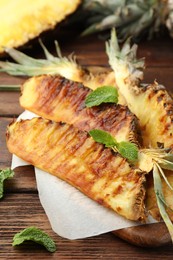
[89,129,138,162]
[0,168,14,199]
[12,226,56,253]
[85,86,118,107]
[116,142,138,162]
[89,129,117,147]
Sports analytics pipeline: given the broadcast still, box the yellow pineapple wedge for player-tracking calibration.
[106,29,173,239]
[6,117,146,221]
[0,0,80,54]
[20,74,140,144]
[106,29,173,150]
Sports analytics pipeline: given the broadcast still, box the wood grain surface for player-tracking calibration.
[1,31,173,259]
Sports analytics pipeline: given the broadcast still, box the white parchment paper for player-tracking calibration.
[11,111,156,239]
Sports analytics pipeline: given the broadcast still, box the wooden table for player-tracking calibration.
[1,31,173,259]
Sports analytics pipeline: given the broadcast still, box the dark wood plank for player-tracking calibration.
[144,67,173,90]
[0,193,173,259]
[0,92,23,116]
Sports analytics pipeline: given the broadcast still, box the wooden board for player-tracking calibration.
[1,32,173,258]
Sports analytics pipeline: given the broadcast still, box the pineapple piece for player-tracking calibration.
[106,29,173,225]
[106,29,173,149]
[6,117,146,221]
[0,0,80,54]
[20,74,140,144]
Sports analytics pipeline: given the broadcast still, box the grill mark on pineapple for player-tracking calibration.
[141,83,173,148]
[7,117,147,221]
[37,76,68,112]
[21,74,140,144]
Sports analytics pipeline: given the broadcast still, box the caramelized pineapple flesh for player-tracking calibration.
[122,82,173,149]
[106,29,173,149]
[7,117,146,221]
[20,74,140,144]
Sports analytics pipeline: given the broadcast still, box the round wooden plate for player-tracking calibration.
[113,223,171,247]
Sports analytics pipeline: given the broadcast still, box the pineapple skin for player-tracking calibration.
[6,117,146,221]
[0,0,81,54]
[20,74,141,144]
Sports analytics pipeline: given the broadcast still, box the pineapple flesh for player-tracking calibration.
[20,74,140,144]
[0,0,80,54]
[106,29,173,150]
[6,117,146,221]
[106,29,173,224]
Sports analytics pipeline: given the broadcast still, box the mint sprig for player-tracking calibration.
[89,129,138,162]
[85,86,118,107]
[0,168,14,199]
[12,226,56,253]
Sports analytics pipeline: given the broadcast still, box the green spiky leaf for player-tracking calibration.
[0,40,80,78]
[153,163,173,243]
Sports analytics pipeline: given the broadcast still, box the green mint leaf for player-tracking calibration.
[89,129,117,147]
[12,226,56,253]
[85,86,118,107]
[89,129,138,162]
[0,168,14,199]
[116,141,138,162]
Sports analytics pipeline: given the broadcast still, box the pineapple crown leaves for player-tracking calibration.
[136,147,173,241]
[153,162,173,242]
[166,0,173,38]
[106,28,145,84]
[77,0,168,40]
[0,39,81,77]
[140,147,173,192]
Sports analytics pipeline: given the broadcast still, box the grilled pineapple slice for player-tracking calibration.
[106,29,173,224]
[20,74,140,144]
[106,29,173,150]
[6,117,146,221]
[0,0,80,54]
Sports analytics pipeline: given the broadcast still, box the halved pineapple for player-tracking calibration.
[0,0,80,54]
